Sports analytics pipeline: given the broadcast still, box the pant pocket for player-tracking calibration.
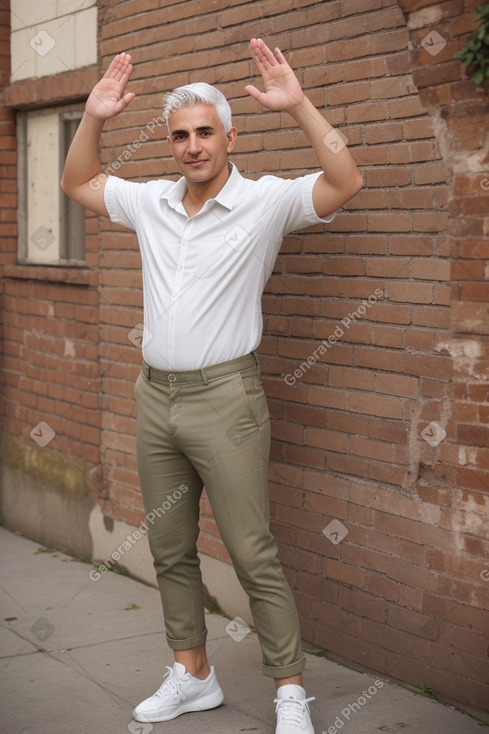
[237,371,268,426]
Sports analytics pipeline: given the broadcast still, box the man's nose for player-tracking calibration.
[187,134,202,154]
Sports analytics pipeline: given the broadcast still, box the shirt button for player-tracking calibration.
[168,374,176,382]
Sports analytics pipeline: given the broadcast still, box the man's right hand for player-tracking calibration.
[61,53,136,216]
[86,52,136,121]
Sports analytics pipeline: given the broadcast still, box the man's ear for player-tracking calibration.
[226,126,238,153]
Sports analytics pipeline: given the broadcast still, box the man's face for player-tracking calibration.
[167,103,237,186]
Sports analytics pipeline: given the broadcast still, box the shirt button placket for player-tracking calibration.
[168,223,192,362]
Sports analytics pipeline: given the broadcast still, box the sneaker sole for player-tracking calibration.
[133,688,224,723]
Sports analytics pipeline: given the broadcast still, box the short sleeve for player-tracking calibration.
[257,171,336,237]
[104,175,147,230]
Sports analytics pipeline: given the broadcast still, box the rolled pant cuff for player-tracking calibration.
[166,628,208,651]
[262,655,306,679]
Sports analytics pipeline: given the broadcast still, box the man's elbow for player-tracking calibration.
[341,171,363,207]
[351,170,363,197]
[60,175,80,204]
[60,175,70,196]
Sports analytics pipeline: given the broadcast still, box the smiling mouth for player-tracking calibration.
[185,160,209,167]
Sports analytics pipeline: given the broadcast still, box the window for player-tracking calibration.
[17,104,85,266]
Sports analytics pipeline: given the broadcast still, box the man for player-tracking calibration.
[61,38,362,734]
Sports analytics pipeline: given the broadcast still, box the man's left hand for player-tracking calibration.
[245,37,305,112]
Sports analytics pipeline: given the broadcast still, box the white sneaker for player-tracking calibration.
[274,684,315,734]
[132,662,224,723]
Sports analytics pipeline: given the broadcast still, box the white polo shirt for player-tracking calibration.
[104,163,335,370]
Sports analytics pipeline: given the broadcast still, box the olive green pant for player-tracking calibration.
[134,353,305,678]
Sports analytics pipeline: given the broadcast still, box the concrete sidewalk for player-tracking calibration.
[0,525,485,734]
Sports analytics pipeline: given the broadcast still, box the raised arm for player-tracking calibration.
[61,53,136,217]
[245,38,362,218]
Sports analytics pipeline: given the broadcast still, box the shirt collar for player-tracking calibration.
[162,162,243,212]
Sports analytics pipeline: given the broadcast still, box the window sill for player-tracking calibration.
[3,264,98,286]
[4,66,98,110]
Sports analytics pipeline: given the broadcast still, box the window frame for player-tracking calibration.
[16,102,86,267]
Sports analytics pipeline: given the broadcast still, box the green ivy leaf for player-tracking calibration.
[454,3,489,87]
[472,67,486,85]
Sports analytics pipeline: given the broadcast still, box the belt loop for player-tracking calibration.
[252,351,259,367]
[201,367,209,385]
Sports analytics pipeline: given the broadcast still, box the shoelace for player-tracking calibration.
[274,695,315,727]
[155,666,188,699]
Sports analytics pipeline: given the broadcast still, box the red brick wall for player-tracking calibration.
[0,2,102,524]
[1,0,488,715]
[0,1,15,295]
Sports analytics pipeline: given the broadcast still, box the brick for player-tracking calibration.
[412,306,450,328]
[391,187,437,209]
[389,95,426,118]
[388,282,433,303]
[354,147,388,165]
[349,435,394,462]
[371,75,415,99]
[414,162,447,185]
[322,257,365,276]
[372,325,405,348]
[328,361,375,390]
[404,353,451,379]
[365,121,403,144]
[327,37,370,62]
[412,257,450,280]
[457,425,489,448]
[367,212,412,232]
[345,57,387,81]
[346,101,389,123]
[366,257,410,278]
[327,409,369,435]
[322,558,367,588]
[327,81,370,105]
[349,392,403,419]
[345,239,387,255]
[370,28,409,54]
[405,328,436,351]
[353,345,404,372]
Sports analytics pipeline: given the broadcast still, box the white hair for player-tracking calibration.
[163,82,233,133]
